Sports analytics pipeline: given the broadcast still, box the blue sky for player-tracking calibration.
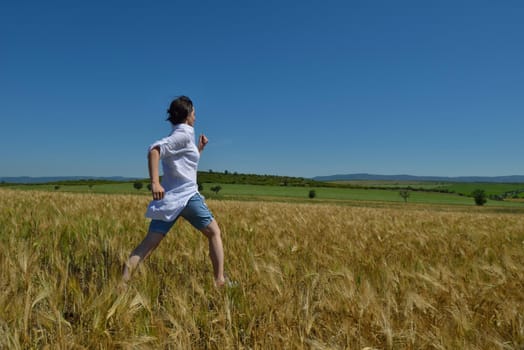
[1,0,523,178]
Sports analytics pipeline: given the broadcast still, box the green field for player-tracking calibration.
[3,181,524,210]
[3,182,150,195]
[334,180,524,196]
[444,182,524,196]
[201,183,469,204]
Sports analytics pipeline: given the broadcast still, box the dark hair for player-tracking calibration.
[166,96,193,124]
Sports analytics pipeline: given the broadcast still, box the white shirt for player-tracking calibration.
[145,123,200,221]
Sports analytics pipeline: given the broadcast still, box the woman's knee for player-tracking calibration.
[201,220,221,239]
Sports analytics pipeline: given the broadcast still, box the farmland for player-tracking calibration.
[1,188,523,349]
[3,175,524,210]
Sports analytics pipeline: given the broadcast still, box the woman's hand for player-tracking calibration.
[198,134,209,153]
[151,182,165,200]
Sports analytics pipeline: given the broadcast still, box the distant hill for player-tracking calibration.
[312,173,524,183]
[4,173,524,185]
[0,176,140,184]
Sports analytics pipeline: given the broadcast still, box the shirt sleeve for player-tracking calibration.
[148,133,191,159]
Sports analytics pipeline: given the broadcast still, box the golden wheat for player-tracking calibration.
[0,188,523,349]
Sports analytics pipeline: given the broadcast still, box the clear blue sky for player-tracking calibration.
[1,0,523,178]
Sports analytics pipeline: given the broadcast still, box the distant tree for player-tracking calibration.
[472,189,487,206]
[88,184,93,190]
[133,181,144,191]
[399,190,410,203]
[147,183,152,191]
[54,185,60,190]
[489,194,503,201]
[198,183,204,191]
[224,170,229,175]
[309,189,316,199]
[210,185,222,194]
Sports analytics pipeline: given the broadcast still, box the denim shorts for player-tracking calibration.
[148,193,214,234]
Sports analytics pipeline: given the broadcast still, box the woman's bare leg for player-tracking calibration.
[200,219,225,286]
[122,231,164,282]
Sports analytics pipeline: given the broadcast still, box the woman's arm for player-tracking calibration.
[148,146,165,200]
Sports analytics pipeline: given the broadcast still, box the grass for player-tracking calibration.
[1,188,523,348]
[5,181,524,209]
[336,180,524,198]
[203,183,461,202]
[2,182,150,195]
[445,183,524,196]
[201,183,524,209]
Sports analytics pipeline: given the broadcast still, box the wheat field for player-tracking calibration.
[0,189,523,349]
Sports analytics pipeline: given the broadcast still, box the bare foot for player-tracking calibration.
[215,277,226,288]
[215,274,236,288]
[117,280,129,294]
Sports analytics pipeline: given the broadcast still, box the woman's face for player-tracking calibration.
[186,108,196,126]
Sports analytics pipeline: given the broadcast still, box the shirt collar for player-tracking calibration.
[172,123,194,134]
